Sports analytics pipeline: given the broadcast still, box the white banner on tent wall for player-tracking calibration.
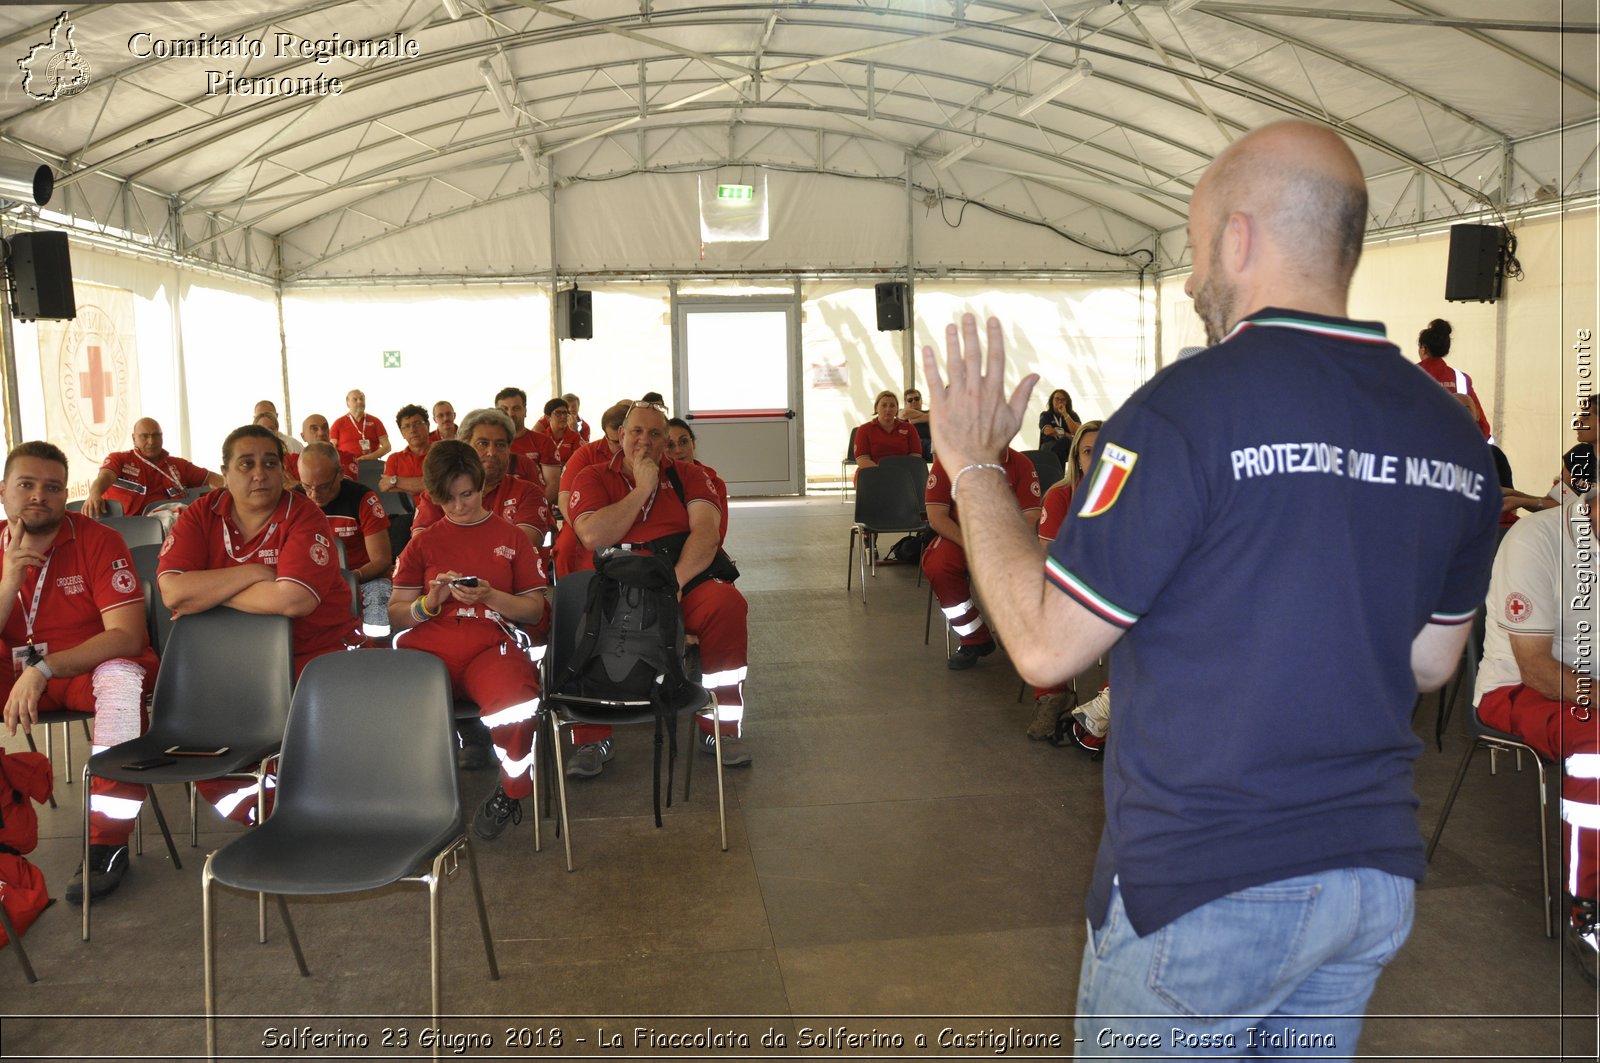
[36,283,141,499]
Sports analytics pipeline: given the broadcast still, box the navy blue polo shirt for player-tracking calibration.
[1048,308,1500,936]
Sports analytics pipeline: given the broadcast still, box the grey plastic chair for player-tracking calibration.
[80,609,293,942]
[846,463,928,603]
[1022,448,1065,490]
[1426,644,1558,938]
[544,570,724,871]
[99,515,163,549]
[67,499,124,517]
[201,649,498,1060]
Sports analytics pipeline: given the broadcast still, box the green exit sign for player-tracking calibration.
[382,350,402,368]
[716,183,754,201]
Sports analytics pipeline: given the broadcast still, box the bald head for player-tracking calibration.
[132,418,164,459]
[1186,121,1367,344]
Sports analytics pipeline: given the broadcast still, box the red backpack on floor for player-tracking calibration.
[0,751,53,945]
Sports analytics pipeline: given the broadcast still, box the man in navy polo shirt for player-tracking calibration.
[922,120,1499,1054]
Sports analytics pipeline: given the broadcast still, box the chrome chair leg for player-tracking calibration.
[80,766,91,941]
[549,730,575,872]
[202,856,218,1061]
[0,902,36,981]
[427,865,444,1056]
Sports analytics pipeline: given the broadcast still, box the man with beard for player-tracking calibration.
[0,442,158,902]
[920,120,1500,1053]
[83,418,222,517]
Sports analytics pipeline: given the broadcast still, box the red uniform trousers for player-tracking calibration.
[570,578,748,745]
[195,645,342,825]
[400,620,541,800]
[1480,683,1600,901]
[0,657,156,846]
[921,537,991,647]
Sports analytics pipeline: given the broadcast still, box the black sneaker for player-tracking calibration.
[1570,899,1599,987]
[65,844,129,905]
[473,786,522,840]
[565,739,614,779]
[947,640,997,671]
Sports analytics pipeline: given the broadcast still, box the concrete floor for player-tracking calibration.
[1,495,1597,1060]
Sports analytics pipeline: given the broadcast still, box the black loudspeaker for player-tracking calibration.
[1444,223,1506,303]
[875,281,908,331]
[556,288,592,340]
[8,231,75,321]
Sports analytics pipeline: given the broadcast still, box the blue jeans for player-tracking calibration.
[1075,868,1414,1059]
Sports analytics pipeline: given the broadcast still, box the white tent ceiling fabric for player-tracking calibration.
[0,1,1593,282]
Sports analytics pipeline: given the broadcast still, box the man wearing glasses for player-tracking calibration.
[903,389,933,460]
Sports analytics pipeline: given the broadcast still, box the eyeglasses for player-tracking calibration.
[631,401,667,412]
[905,395,922,403]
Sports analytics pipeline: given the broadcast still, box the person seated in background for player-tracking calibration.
[496,387,561,504]
[285,413,358,485]
[1475,490,1599,980]
[566,402,752,771]
[158,425,355,826]
[83,417,222,518]
[429,400,457,442]
[381,404,432,502]
[666,417,729,542]
[852,390,921,478]
[922,446,1041,670]
[554,401,630,578]
[329,389,391,465]
[541,397,585,467]
[566,393,591,441]
[640,391,666,407]
[1,441,159,903]
[296,443,393,641]
[902,388,933,460]
[412,408,551,555]
[1037,388,1082,464]
[253,400,303,455]
[390,440,547,842]
[1027,419,1102,739]
[1416,318,1492,441]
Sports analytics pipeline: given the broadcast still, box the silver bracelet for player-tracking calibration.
[951,462,1007,502]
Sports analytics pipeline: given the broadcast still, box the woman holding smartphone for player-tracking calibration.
[389,439,548,843]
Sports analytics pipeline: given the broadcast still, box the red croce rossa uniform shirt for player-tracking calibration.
[329,412,386,463]
[393,513,548,625]
[300,481,388,571]
[1037,481,1076,542]
[852,419,921,465]
[0,514,154,667]
[99,449,210,516]
[566,453,723,551]
[411,474,552,543]
[157,490,354,663]
[926,448,1042,525]
[382,447,430,503]
[553,439,620,577]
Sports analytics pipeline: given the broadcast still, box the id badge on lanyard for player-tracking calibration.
[7,529,53,676]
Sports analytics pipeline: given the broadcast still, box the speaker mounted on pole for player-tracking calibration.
[6,231,75,322]
[875,281,909,331]
[555,287,592,340]
[1444,223,1507,304]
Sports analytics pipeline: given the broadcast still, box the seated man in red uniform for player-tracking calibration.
[329,389,391,466]
[284,413,359,485]
[922,447,1041,669]
[0,441,158,903]
[158,425,356,825]
[496,387,560,504]
[566,393,592,441]
[566,402,752,772]
[296,443,393,639]
[391,440,547,840]
[381,404,432,504]
[84,417,222,518]
[553,401,630,578]
[412,408,551,555]
[429,401,457,443]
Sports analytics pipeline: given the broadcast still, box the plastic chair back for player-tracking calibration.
[101,515,164,548]
[853,465,926,535]
[344,570,360,618]
[145,609,293,757]
[269,650,459,852]
[68,499,124,517]
[879,454,928,501]
[356,460,384,491]
[1022,449,1064,490]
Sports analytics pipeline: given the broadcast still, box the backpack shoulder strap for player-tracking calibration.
[554,569,610,695]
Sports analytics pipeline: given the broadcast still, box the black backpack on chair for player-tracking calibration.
[557,547,699,825]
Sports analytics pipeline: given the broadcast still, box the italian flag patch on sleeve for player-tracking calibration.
[1079,443,1138,517]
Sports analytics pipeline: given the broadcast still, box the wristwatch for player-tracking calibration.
[30,659,54,682]
[388,474,399,488]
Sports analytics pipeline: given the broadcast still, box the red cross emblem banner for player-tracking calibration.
[36,283,142,500]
